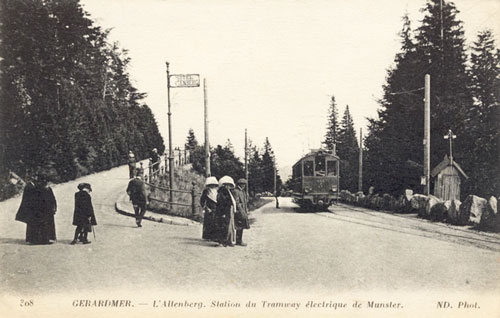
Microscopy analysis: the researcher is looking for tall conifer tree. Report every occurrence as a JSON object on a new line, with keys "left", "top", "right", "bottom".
{"left": 465, "top": 30, "right": 500, "bottom": 196}
{"left": 324, "top": 95, "right": 339, "bottom": 151}
{"left": 337, "top": 105, "right": 358, "bottom": 192}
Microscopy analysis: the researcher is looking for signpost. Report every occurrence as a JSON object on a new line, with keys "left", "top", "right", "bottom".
{"left": 165, "top": 62, "right": 200, "bottom": 206}
{"left": 170, "top": 74, "right": 200, "bottom": 88}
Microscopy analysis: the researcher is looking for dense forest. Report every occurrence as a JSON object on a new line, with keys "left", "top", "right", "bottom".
{"left": 364, "top": 0, "right": 499, "bottom": 198}
{"left": 0, "top": 0, "right": 165, "bottom": 199}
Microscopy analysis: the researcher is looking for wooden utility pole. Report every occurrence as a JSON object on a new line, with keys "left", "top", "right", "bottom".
{"left": 273, "top": 164, "right": 277, "bottom": 196}
{"left": 424, "top": 74, "right": 431, "bottom": 195}
{"left": 204, "top": 78, "right": 210, "bottom": 177}
{"left": 358, "top": 128, "right": 363, "bottom": 193}
{"left": 244, "top": 129, "right": 248, "bottom": 196}
{"left": 166, "top": 62, "right": 174, "bottom": 204}
{"left": 274, "top": 164, "right": 279, "bottom": 208}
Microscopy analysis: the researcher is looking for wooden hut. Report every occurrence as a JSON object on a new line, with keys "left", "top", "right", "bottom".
{"left": 431, "top": 155, "right": 468, "bottom": 201}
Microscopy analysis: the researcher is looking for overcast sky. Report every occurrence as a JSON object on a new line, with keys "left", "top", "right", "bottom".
{"left": 80, "top": 0, "right": 500, "bottom": 176}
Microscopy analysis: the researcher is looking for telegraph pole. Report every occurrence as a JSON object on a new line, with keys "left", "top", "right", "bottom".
{"left": 244, "top": 129, "right": 248, "bottom": 196}
{"left": 273, "top": 164, "right": 276, "bottom": 196}
{"left": 166, "top": 62, "right": 174, "bottom": 204}
{"left": 424, "top": 74, "right": 431, "bottom": 195}
{"left": 204, "top": 78, "right": 210, "bottom": 177}
{"left": 274, "top": 163, "right": 279, "bottom": 208}
{"left": 358, "top": 128, "right": 363, "bottom": 193}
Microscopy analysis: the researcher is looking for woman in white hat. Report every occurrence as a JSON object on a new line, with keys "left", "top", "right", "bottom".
{"left": 215, "top": 176, "right": 237, "bottom": 246}
{"left": 200, "top": 176, "right": 218, "bottom": 241}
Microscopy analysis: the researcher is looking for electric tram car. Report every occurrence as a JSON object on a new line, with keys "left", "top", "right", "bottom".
{"left": 291, "top": 149, "right": 340, "bottom": 210}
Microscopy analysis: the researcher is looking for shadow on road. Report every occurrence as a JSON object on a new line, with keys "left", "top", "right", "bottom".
{"left": 260, "top": 206, "right": 296, "bottom": 214}
{"left": 0, "top": 238, "right": 27, "bottom": 245}
{"left": 0, "top": 238, "right": 77, "bottom": 245}
{"left": 171, "top": 237, "right": 221, "bottom": 247}
{"left": 102, "top": 223, "right": 137, "bottom": 229}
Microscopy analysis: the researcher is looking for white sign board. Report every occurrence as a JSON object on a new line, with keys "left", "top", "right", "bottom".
{"left": 169, "top": 74, "right": 200, "bottom": 88}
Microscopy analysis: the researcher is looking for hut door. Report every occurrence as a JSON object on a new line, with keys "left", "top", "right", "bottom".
{"left": 442, "top": 175, "right": 460, "bottom": 201}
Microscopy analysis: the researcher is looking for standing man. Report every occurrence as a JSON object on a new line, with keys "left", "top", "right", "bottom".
{"left": 150, "top": 148, "right": 160, "bottom": 176}
{"left": 233, "top": 178, "right": 250, "bottom": 246}
{"left": 126, "top": 170, "right": 148, "bottom": 227}
{"left": 128, "top": 150, "right": 136, "bottom": 179}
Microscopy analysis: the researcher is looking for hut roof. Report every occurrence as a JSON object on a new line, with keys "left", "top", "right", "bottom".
{"left": 431, "top": 155, "right": 469, "bottom": 179}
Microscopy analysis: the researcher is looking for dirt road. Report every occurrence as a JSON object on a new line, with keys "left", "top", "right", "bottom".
{"left": 1, "top": 165, "right": 499, "bottom": 299}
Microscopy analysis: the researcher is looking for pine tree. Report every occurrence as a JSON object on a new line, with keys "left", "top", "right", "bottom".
{"left": 415, "top": 0, "right": 472, "bottom": 168}
{"left": 261, "top": 137, "right": 278, "bottom": 193}
{"left": 465, "top": 30, "right": 500, "bottom": 196}
{"left": 363, "top": 13, "right": 424, "bottom": 194}
{"left": 337, "top": 105, "right": 358, "bottom": 192}
{"left": 185, "top": 128, "right": 198, "bottom": 151}
{"left": 324, "top": 95, "right": 339, "bottom": 151}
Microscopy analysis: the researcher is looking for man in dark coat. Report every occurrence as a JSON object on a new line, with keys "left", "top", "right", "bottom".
{"left": 126, "top": 172, "right": 148, "bottom": 227}
{"left": 233, "top": 178, "right": 250, "bottom": 246}
{"left": 71, "top": 183, "right": 97, "bottom": 245}
{"left": 15, "top": 174, "right": 57, "bottom": 245}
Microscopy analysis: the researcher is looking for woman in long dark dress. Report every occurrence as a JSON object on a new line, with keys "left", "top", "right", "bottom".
{"left": 15, "top": 174, "right": 57, "bottom": 244}
{"left": 71, "top": 183, "right": 97, "bottom": 244}
{"left": 200, "top": 176, "right": 218, "bottom": 240}
{"left": 215, "top": 176, "right": 237, "bottom": 247}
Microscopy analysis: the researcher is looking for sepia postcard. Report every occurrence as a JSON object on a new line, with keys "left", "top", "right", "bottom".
{"left": 1, "top": 0, "right": 499, "bottom": 317}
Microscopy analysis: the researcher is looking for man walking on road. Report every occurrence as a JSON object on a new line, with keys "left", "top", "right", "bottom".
{"left": 126, "top": 170, "right": 148, "bottom": 227}
{"left": 233, "top": 178, "right": 250, "bottom": 246}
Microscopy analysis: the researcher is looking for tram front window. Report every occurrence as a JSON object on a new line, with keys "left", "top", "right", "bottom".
{"left": 304, "top": 161, "right": 314, "bottom": 176}
{"left": 327, "top": 160, "right": 337, "bottom": 176}
{"left": 315, "top": 156, "right": 326, "bottom": 176}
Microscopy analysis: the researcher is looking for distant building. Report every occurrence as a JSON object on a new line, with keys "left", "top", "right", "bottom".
{"left": 431, "top": 155, "right": 468, "bottom": 201}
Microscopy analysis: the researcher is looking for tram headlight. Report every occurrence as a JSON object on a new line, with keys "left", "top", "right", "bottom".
{"left": 330, "top": 186, "right": 337, "bottom": 192}
{"left": 304, "top": 188, "right": 311, "bottom": 194}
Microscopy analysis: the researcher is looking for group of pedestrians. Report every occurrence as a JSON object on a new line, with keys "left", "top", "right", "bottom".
{"left": 128, "top": 148, "right": 161, "bottom": 180}
{"left": 200, "top": 176, "right": 250, "bottom": 247}
{"left": 15, "top": 174, "right": 97, "bottom": 245}
{"left": 13, "top": 163, "right": 250, "bottom": 248}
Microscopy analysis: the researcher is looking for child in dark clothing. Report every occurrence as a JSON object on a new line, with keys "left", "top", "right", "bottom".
{"left": 71, "top": 183, "right": 97, "bottom": 245}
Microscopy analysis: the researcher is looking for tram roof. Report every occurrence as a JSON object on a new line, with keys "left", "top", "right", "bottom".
{"left": 293, "top": 149, "right": 340, "bottom": 167}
